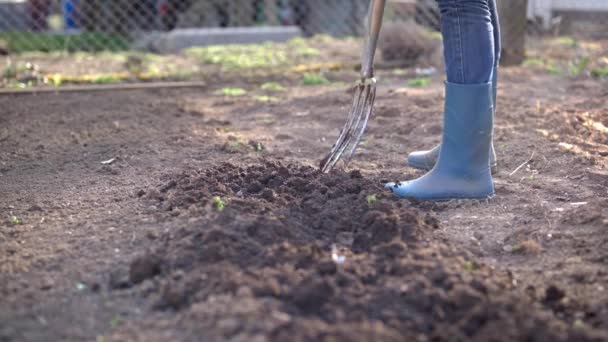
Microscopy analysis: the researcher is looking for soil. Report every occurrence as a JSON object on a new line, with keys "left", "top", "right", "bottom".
{"left": 0, "top": 65, "right": 607, "bottom": 341}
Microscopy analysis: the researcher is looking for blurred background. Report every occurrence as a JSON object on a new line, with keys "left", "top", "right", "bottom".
{"left": 0, "top": 0, "right": 607, "bottom": 88}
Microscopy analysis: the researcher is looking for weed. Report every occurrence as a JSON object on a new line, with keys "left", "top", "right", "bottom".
{"left": 91, "top": 74, "right": 121, "bottom": 84}
{"left": 0, "top": 32, "right": 129, "bottom": 53}
{"left": 407, "top": 77, "right": 431, "bottom": 87}
{"left": 545, "top": 64, "right": 562, "bottom": 76}
{"left": 523, "top": 57, "right": 545, "bottom": 68}
{"left": 568, "top": 57, "right": 590, "bottom": 77}
{"left": 592, "top": 66, "right": 608, "bottom": 78}
{"left": 212, "top": 196, "right": 226, "bottom": 211}
{"left": 366, "top": 194, "right": 378, "bottom": 205}
{"left": 187, "top": 43, "right": 288, "bottom": 69}
{"left": 255, "top": 95, "right": 279, "bottom": 103}
{"left": 552, "top": 36, "right": 578, "bottom": 48}
{"left": 110, "top": 316, "right": 122, "bottom": 328}
{"left": 9, "top": 216, "right": 23, "bottom": 225}
{"left": 302, "top": 73, "right": 330, "bottom": 86}
{"left": 260, "top": 82, "right": 285, "bottom": 92}
{"left": 216, "top": 87, "right": 247, "bottom": 97}
{"left": 296, "top": 47, "right": 321, "bottom": 58}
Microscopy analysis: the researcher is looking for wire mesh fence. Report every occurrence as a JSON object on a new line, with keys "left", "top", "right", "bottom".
{"left": 1, "top": 1, "right": 607, "bottom": 53}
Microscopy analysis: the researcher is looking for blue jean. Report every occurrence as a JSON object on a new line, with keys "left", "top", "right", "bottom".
{"left": 436, "top": 0, "right": 501, "bottom": 84}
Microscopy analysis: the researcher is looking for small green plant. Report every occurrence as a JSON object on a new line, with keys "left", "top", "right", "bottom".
{"left": 568, "top": 57, "right": 590, "bottom": 77}
{"left": 91, "top": 74, "right": 121, "bottom": 84}
{"left": 523, "top": 57, "right": 545, "bottom": 68}
{"left": 407, "top": 77, "right": 431, "bottom": 87}
{"left": 545, "top": 63, "right": 561, "bottom": 75}
{"left": 302, "top": 73, "right": 330, "bottom": 86}
{"left": 186, "top": 43, "right": 288, "bottom": 69}
{"left": 464, "top": 261, "right": 474, "bottom": 273}
{"left": 592, "top": 66, "right": 608, "bottom": 78}
{"left": 212, "top": 196, "right": 226, "bottom": 211}
{"left": 296, "top": 46, "right": 321, "bottom": 58}
{"left": 0, "top": 32, "right": 129, "bottom": 53}
{"left": 110, "top": 316, "right": 122, "bottom": 329}
{"left": 261, "top": 82, "right": 285, "bottom": 92}
{"left": 9, "top": 216, "right": 23, "bottom": 225}
{"left": 552, "top": 36, "right": 578, "bottom": 48}
{"left": 255, "top": 95, "right": 279, "bottom": 103}
{"left": 366, "top": 194, "right": 378, "bottom": 205}
{"left": 216, "top": 87, "right": 247, "bottom": 97}
{"left": 51, "top": 73, "right": 63, "bottom": 86}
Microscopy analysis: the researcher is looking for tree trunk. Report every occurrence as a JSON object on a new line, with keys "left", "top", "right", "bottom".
{"left": 497, "top": 0, "right": 528, "bottom": 66}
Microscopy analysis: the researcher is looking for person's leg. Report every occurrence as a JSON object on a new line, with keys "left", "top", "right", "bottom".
{"left": 386, "top": 0, "right": 495, "bottom": 200}
{"left": 407, "top": 0, "right": 501, "bottom": 172}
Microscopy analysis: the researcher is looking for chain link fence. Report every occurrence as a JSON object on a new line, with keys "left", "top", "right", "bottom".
{"left": 1, "top": 1, "right": 607, "bottom": 53}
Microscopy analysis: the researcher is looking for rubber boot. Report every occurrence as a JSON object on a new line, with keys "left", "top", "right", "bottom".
{"left": 386, "top": 82, "right": 494, "bottom": 201}
{"left": 408, "top": 69, "right": 498, "bottom": 173}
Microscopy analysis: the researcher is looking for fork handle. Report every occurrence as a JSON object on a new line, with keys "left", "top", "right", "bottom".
{"left": 361, "top": 0, "right": 386, "bottom": 79}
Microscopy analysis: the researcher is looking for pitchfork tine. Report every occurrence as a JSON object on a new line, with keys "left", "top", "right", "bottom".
{"left": 320, "top": 0, "right": 385, "bottom": 173}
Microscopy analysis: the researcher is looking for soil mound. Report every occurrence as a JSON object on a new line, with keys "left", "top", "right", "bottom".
{"left": 129, "top": 161, "right": 605, "bottom": 341}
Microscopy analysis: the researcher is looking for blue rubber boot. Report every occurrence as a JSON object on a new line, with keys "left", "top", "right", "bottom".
{"left": 386, "top": 82, "right": 494, "bottom": 201}
{"left": 408, "top": 69, "right": 498, "bottom": 173}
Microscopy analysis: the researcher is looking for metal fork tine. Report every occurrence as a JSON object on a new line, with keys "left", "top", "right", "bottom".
{"left": 332, "top": 85, "right": 371, "bottom": 162}
{"left": 346, "top": 84, "right": 376, "bottom": 161}
{"left": 321, "top": 83, "right": 373, "bottom": 172}
{"left": 327, "top": 83, "right": 363, "bottom": 157}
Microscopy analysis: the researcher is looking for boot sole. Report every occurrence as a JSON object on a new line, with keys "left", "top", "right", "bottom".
{"left": 400, "top": 193, "right": 495, "bottom": 202}
{"left": 408, "top": 160, "right": 499, "bottom": 175}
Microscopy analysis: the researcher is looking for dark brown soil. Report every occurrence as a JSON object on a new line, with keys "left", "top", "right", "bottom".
{"left": 1, "top": 65, "right": 607, "bottom": 341}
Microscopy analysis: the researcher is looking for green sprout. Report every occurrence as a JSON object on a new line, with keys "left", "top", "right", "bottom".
{"left": 110, "top": 315, "right": 122, "bottom": 328}
{"left": 366, "top": 194, "right": 378, "bottom": 205}
{"left": 216, "top": 87, "right": 247, "bottom": 97}
{"left": 296, "top": 46, "right": 321, "bottom": 58}
{"left": 255, "top": 95, "right": 279, "bottom": 103}
{"left": 592, "top": 66, "right": 608, "bottom": 78}
{"left": 9, "top": 216, "right": 23, "bottom": 225}
{"left": 407, "top": 77, "right": 431, "bottom": 87}
{"left": 545, "top": 64, "right": 562, "bottom": 76}
{"left": 523, "top": 57, "right": 545, "bottom": 68}
{"left": 302, "top": 73, "right": 330, "bottom": 86}
{"left": 261, "top": 82, "right": 285, "bottom": 92}
{"left": 568, "top": 57, "right": 590, "bottom": 77}
{"left": 212, "top": 196, "right": 226, "bottom": 211}
{"left": 91, "top": 74, "right": 121, "bottom": 84}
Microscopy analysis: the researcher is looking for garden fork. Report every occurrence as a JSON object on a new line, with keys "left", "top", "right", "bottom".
{"left": 320, "top": 0, "right": 386, "bottom": 173}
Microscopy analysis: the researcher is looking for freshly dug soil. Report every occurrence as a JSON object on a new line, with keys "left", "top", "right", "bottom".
{"left": 125, "top": 161, "right": 604, "bottom": 341}
{"left": 1, "top": 65, "right": 607, "bottom": 341}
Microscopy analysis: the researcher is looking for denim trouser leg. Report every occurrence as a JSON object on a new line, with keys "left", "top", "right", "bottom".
{"left": 436, "top": 0, "right": 495, "bottom": 84}
{"left": 489, "top": 0, "right": 501, "bottom": 67}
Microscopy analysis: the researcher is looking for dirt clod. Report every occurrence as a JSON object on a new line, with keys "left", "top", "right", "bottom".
{"left": 129, "top": 254, "right": 162, "bottom": 284}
